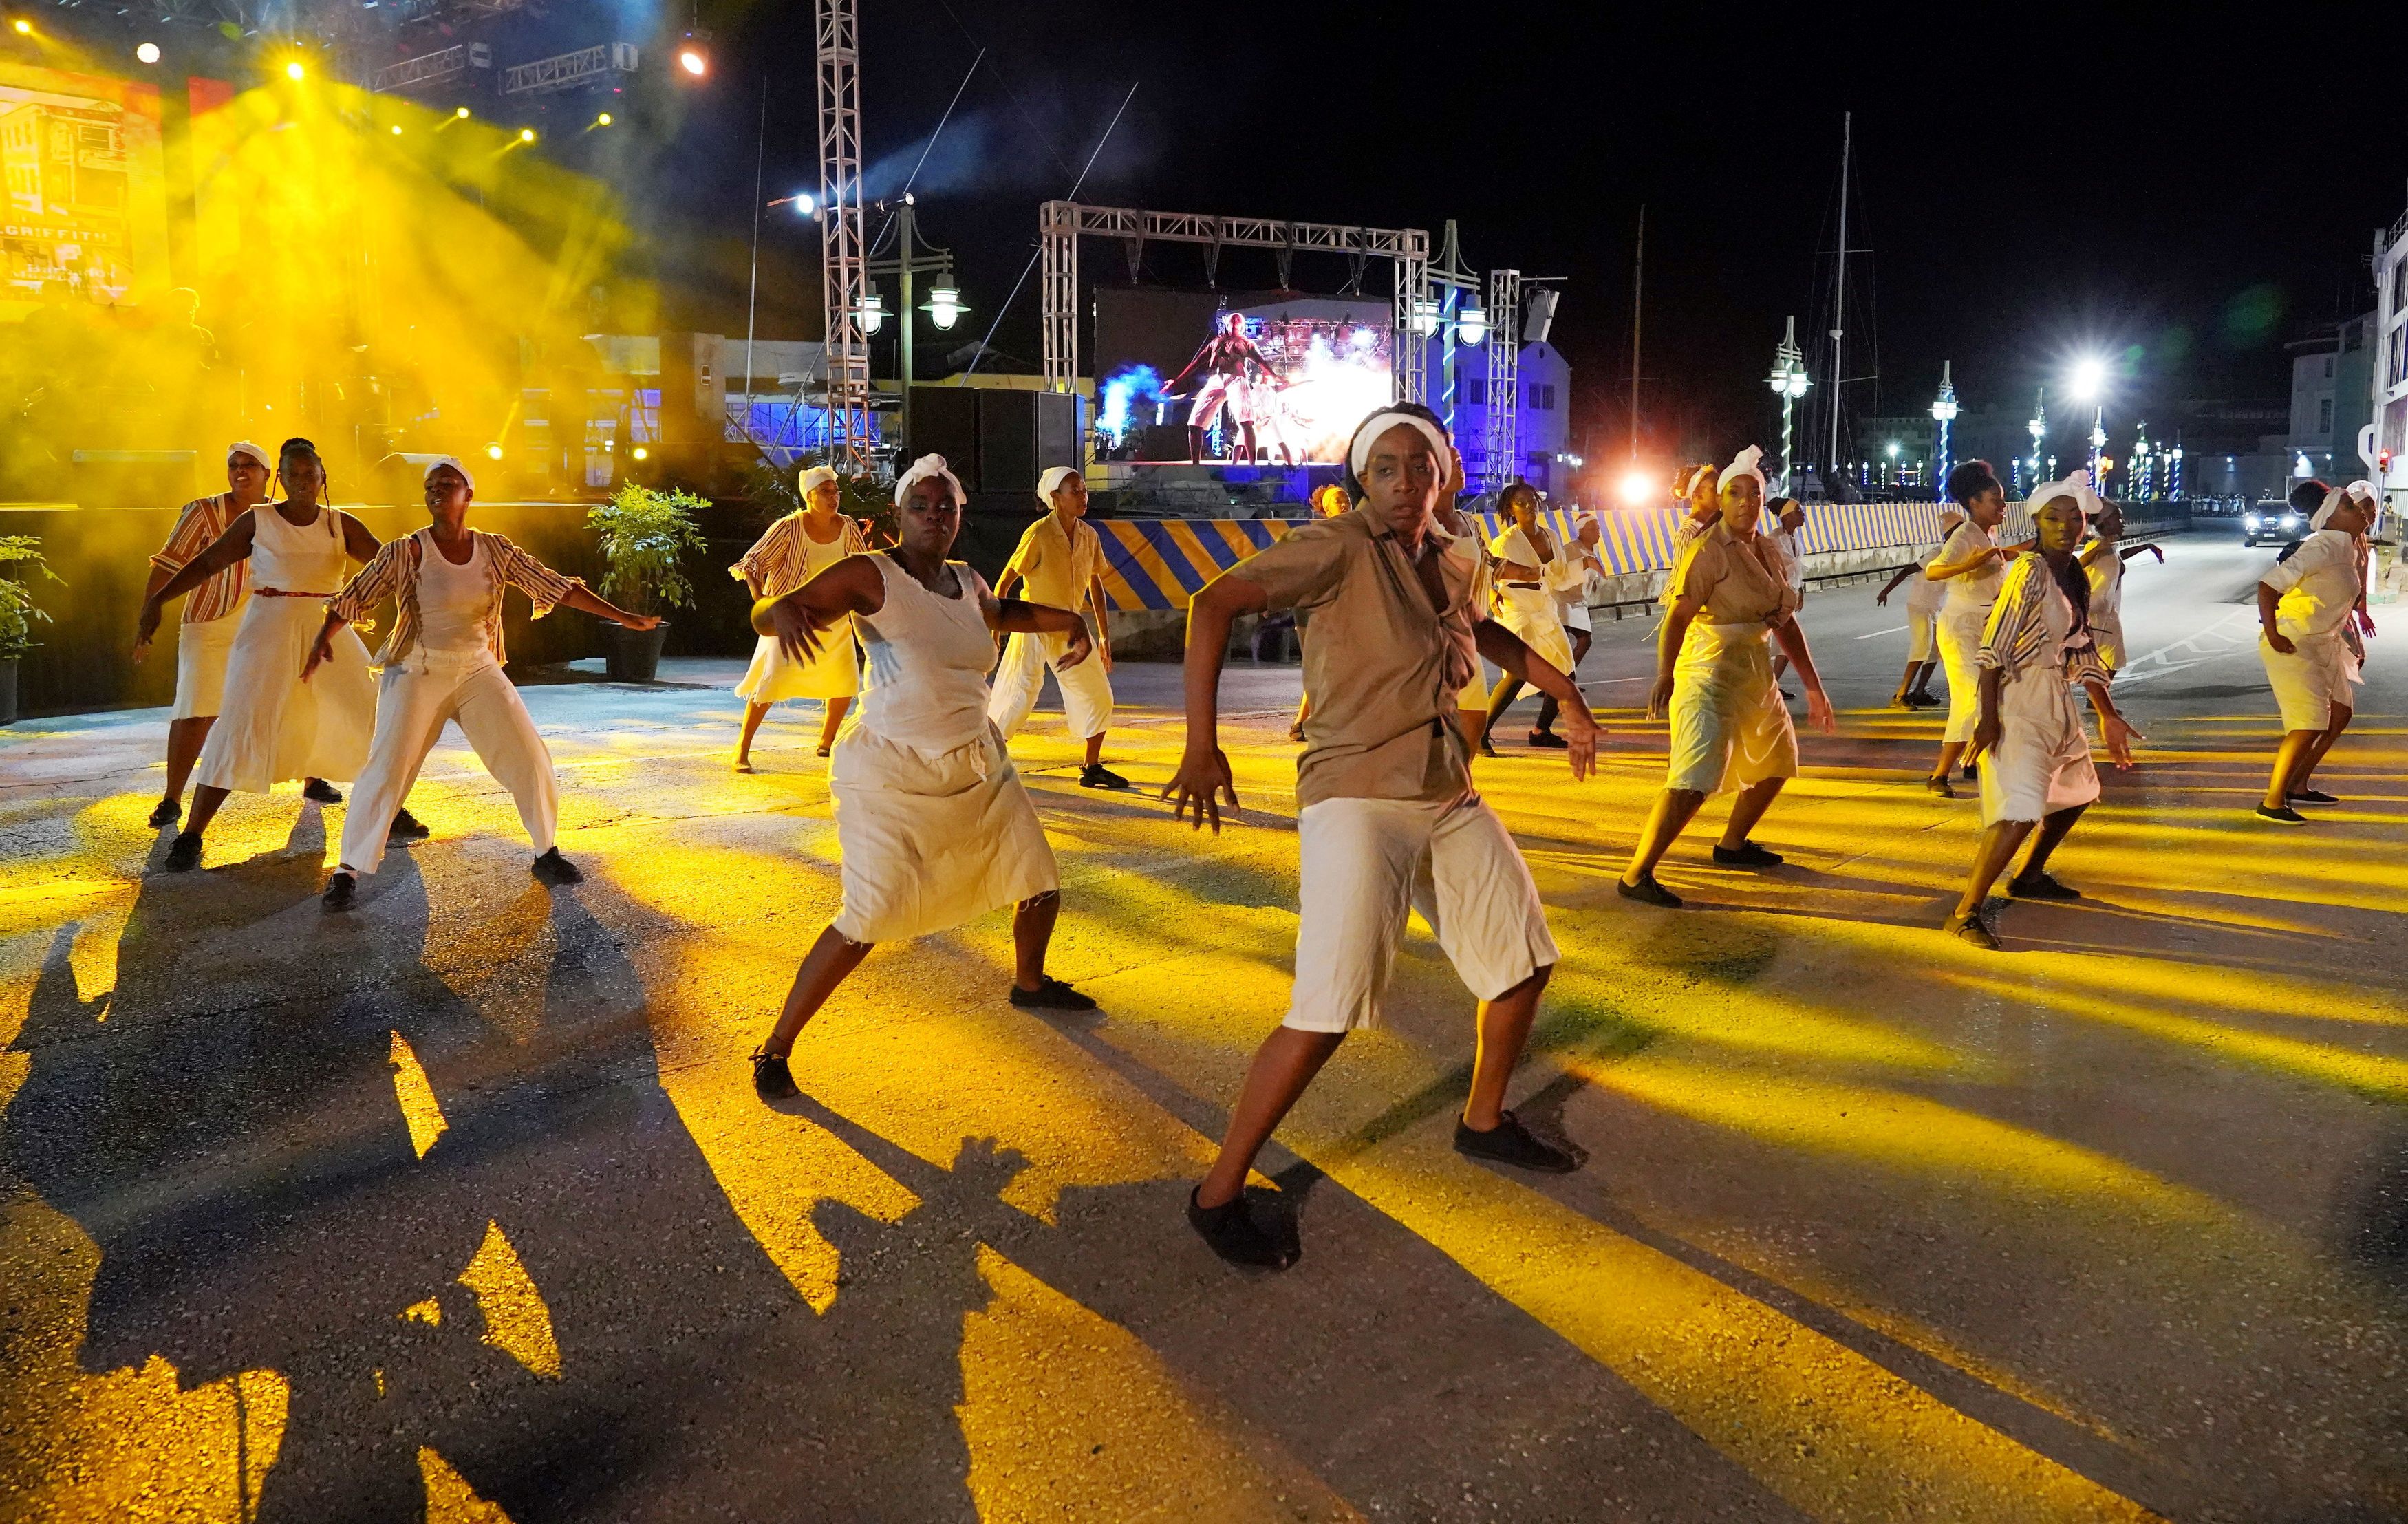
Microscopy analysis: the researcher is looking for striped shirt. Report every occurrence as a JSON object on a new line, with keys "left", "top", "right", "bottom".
{"left": 1978, "top": 552, "right": 2107, "bottom": 687}
{"left": 149, "top": 494, "right": 250, "bottom": 624}
{"left": 731, "top": 512, "right": 870, "bottom": 600}
{"left": 327, "top": 529, "right": 583, "bottom": 667}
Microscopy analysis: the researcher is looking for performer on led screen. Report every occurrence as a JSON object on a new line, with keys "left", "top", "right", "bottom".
{"left": 1166, "top": 312, "right": 1284, "bottom": 464}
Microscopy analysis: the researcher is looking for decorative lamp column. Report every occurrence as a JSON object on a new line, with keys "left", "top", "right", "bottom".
{"left": 1765, "top": 316, "right": 1811, "bottom": 494}
{"left": 1929, "top": 361, "right": 1959, "bottom": 495}
{"left": 2025, "top": 388, "right": 2047, "bottom": 495}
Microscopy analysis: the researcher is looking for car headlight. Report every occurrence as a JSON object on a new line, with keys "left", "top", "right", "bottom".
{"left": 2283, "top": 514, "right": 2300, "bottom": 528}
{"left": 2244, "top": 514, "right": 2259, "bottom": 528}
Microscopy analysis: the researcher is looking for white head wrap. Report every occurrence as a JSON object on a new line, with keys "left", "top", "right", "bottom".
{"left": 226, "top": 440, "right": 270, "bottom": 472}
{"left": 797, "top": 464, "right": 837, "bottom": 498}
{"left": 2028, "top": 470, "right": 2098, "bottom": 522}
{"left": 424, "top": 454, "right": 475, "bottom": 495}
{"left": 1345, "top": 409, "right": 1452, "bottom": 484}
{"left": 1717, "top": 445, "right": 1766, "bottom": 496}
{"left": 1036, "top": 465, "right": 1081, "bottom": 504}
{"left": 2312, "top": 480, "right": 2375, "bottom": 530}
{"left": 893, "top": 453, "right": 965, "bottom": 508}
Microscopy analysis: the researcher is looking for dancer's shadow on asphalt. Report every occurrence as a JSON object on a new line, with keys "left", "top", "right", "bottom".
{"left": 4, "top": 860, "right": 1002, "bottom": 1523}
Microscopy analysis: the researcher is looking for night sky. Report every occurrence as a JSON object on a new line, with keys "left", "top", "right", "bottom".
{"left": 645, "top": 0, "right": 2402, "bottom": 466}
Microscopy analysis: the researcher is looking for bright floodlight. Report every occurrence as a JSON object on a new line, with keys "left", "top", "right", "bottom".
{"left": 792, "top": 193, "right": 817, "bottom": 216}
{"left": 677, "top": 45, "right": 707, "bottom": 76}
{"left": 517, "top": 127, "right": 535, "bottom": 142}
{"left": 1886, "top": 441, "right": 1900, "bottom": 459}
{"left": 2068, "top": 356, "right": 2107, "bottom": 403}
{"left": 389, "top": 124, "right": 402, "bottom": 135}
{"left": 923, "top": 286, "right": 965, "bottom": 332}
{"left": 1454, "top": 301, "right": 1488, "bottom": 347}
{"left": 455, "top": 106, "right": 471, "bottom": 119}
{"left": 485, "top": 442, "right": 504, "bottom": 460}
{"left": 1615, "top": 469, "right": 1656, "bottom": 508}
{"left": 596, "top": 112, "right": 612, "bottom": 127}
{"left": 631, "top": 445, "right": 649, "bottom": 461}
{"left": 10, "top": 18, "right": 32, "bottom": 34}
{"left": 857, "top": 292, "right": 885, "bottom": 336}
{"left": 284, "top": 60, "right": 306, "bottom": 80}
{"left": 136, "top": 41, "right": 162, "bottom": 63}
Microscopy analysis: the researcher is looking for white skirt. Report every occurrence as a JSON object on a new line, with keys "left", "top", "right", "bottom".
{"left": 1666, "top": 621, "right": 1796, "bottom": 796}
{"left": 2261, "top": 631, "right": 2357, "bottom": 731}
{"left": 171, "top": 613, "right": 240, "bottom": 720}
{"left": 828, "top": 721, "right": 1059, "bottom": 945}
{"left": 1494, "top": 583, "right": 1573, "bottom": 676}
{"left": 735, "top": 625, "right": 860, "bottom": 704}
{"left": 1980, "top": 667, "right": 2098, "bottom": 825}
{"left": 1906, "top": 605, "right": 1939, "bottom": 664}
{"left": 192, "top": 596, "right": 375, "bottom": 793}
{"left": 1936, "top": 606, "right": 1989, "bottom": 744}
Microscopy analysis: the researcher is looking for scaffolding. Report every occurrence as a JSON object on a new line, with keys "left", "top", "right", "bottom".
{"left": 1483, "top": 267, "right": 1521, "bottom": 493}
{"left": 501, "top": 43, "right": 636, "bottom": 96}
{"left": 1036, "top": 202, "right": 1430, "bottom": 405}
{"left": 369, "top": 44, "right": 466, "bottom": 94}
{"left": 815, "top": 0, "right": 872, "bottom": 471}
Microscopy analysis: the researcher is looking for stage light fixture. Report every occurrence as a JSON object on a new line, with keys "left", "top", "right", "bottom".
{"left": 136, "top": 41, "right": 162, "bottom": 63}
{"left": 595, "top": 112, "right": 612, "bottom": 126}
{"left": 485, "top": 443, "right": 504, "bottom": 460}
{"left": 10, "top": 17, "right": 32, "bottom": 34}
{"left": 921, "top": 287, "right": 966, "bottom": 332}
{"left": 631, "top": 445, "right": 649, "bottom": 461}
{"left": 676, "top": 35, "right": 708, "bottom": 77}
{"left": 390, "top": 124, "right": 402, "bottom": 135}
{"left": 518, "top": 127, "right": 535, "bottom": 142}
{"left": 2068, "top": 356, "right": 2107, "bottom": 403}
{"left": 792, "top": 193, "right": 816, "bottom": 217}
{"left": 1615, "top": 469, "right": 1655, "bottom": 508}
{"left": 284, "top": 60, "right": 305, "bottom": 81}
{"left": 455, "top": 106, "right": 471, "bottom": 119}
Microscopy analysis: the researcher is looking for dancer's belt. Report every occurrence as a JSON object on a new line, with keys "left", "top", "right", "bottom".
{"left": 1502, "top": 579, "right": 1544, "bottom": 590}
{"left": 254, "top": 588, "right": 336, "bottom": 598}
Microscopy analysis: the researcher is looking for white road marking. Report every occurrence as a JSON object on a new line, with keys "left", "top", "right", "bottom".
{"left": 1854, "top": 625, "right": 1908, "bottom": 640}
{"left": 2111, "top": 608, "right": 2257, "bottom": 687}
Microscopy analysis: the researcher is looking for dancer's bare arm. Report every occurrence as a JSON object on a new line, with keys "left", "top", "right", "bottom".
{"left": 1770, "top": 617, "right": 1837, "bottom": 733}
{"left": 1163, "top": 574, "right": 1260, "bottom": 832}
{"left": 138, "top": 513, "right": 256, "bottom": 646}
{"left": 763, "top": 555, "right": 885, "bottom": 662}
{"left": 981, "top": 586, "right": 1092, "bottom": 669}
{"left": 1473, "top": 620, "right": 1599, "bottom": 780}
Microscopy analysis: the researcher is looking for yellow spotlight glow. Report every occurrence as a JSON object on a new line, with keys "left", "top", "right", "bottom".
{"left": 136, "top": 41, "right": 162, "bottom": 63}
{"left": 517, "top": 128, "right": 535, "bottom": 143}
{"left": 389, "top": 124, "right": 402, "bottom": 136}
{"left": 596, "top": 112, "right": 612, "bottom": 127}
{"left": 1616, "top": 469, "right": 1657, "bottom": 508}
{"left": 455, "top": 106, "right": 471, "bottom": 118}
{"left": 630, "top": 446, "right": 649, "bottom": 462}
{"left": 484, "top": 442, "right": 504, "bottom": 460}
{"left": 677, "top": 46, "right": 707, "bottom": 76}
{"left": 11, "top": 17, "right": 32, "bottom": 34}
{"left": 283, "top": 60, "right": 305, "bottom": 81}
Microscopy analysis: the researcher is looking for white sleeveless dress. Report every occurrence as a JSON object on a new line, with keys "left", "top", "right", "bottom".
{"left": 827, "top": 555, "right": 1058, "bottom": 944}
{"left": 733, "top": 512, "right": 868, "bottom": 703}
{"left": 192, "top": 504, "right": 377, "bottom": 793}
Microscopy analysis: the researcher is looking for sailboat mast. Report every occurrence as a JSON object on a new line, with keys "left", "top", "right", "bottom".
{"left": 1630, "top": 204, "right": 1645, "bottom": 460}
{"left": 1825, "top": 111, "right": 1851, "bottom": 486}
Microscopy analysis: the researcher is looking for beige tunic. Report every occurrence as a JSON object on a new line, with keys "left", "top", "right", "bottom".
{"left": 1664, "top": 526, "right": 1801, "bottom": 795}
{"left": 1487, "top": 523, "right": 1573, "bottom": 676}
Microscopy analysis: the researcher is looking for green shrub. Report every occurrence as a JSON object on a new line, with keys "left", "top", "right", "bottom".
{"left": 0, "top": 537, "right": 61, "bottom": 662}
{"left": 585, "top": 484, "right": 709, "bottom": 616}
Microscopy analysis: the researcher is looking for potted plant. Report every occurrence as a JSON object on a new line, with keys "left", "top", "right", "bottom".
{"left": 0, "top": 536, "right": 61, "bottom": 725}
{"left": 585, "top": 483, "right": 708, "bottom": 681}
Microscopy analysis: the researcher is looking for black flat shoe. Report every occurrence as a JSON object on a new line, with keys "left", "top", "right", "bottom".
{"left": 751, "top": 1047, "right": 799, "bottom": 1101}
{"left": 1079, "top": 762, "right": 1131, "bottom": 791}
{"left": 1712, "top": 840, "right": 1785, "bottom": 868}
{"left": 1946, "top": 910, "right": 2000, "bottom": 949}
{"left": 1009, "top": 977, "right": 1097, "bottom": 1011}
{"left": 321, "top": 872, "right": 357, "bottom": 913}
{"left": 1478, "top": 733, "right": 1498, "bottom": 758}
{"left": 1454, "top": 1110, "right": 1579, "bottom": 1173}
{"left": 2255, "top": 804, "right": 2307, "bottom": 824}
{"left": 1186, "top": 1188, "right": 1295, "bottom": 1270}
{"left": 1526, "top": 730, "right": 1569, "bottom": 749}
{"left": 1616, "top": 872, "right": 1681, "bottom": 908}
{"left": 2288, "top": 788, "right": 2339, "bottom": 805}
{"left": 1960, "top": 762, "right": 1979, "bottom": 782}
{"left": 2008, "top": 870, "right": 2080, "bottom": 901}
{"left": 163, "top": 832, "right": 202, "bottom": 872}
{"left": 387, "top": 808, "right": 430, "bottom": 842}
{"left": 530, "top": 848, "right": 584, "bottom": 885}
{"left": 302, "top": 777, "right": 342, "bottom": 804}
{"left": 1924, "top": 775, "right": 1957, "bottom": 799}
{"left": 147, "top": 797, "right": 181, "bottom": 828}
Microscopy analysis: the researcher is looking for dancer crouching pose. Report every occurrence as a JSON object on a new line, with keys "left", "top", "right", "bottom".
{"left": 731, "top": 464, "right": 872, "bottom": 769}
{"left": 1946, "top": 480, "right": 2138, "bottom": 947}
{"left": 1166, "top": 405, "right": 1600, "bottom": 1269}
{"left": 749, "top": 454, "right": 1099, "bottom": 1102}
{"left": 132, "top": 440, "right": 271, "bottom": 826}
{"left": 1924, "top": 460, "right": 2028, "bottom": 797}
{"left": 1617, "top": 447, "right": 1834, "bottom": 909}
{"left": 311, "top": 459, "right": 657, "bottom": 911}
{"left": 1479, "top": 480, "right": 1578, "bottom": 751}
{"left": 989, "top": 466, "right": 1129, "bottom": 789}
{"left": 2255, "top": 481, "right": 2375, "bottom": 822}
{"left": 136, "top": 437, "right": 380, "bottom": 872}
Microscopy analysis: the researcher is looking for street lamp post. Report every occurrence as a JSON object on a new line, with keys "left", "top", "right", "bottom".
{"left": 2025, "top": 388, "right": 2046, "bottom": 497}
{"left": 1765, "top": 316, "right": 1811, "bottom": 495}
{"left": 866, "top": 195, "right": 962, "bottom": 453}
{"left": 2087, "top": 407, "right": 2106, "bottom": 489}
{"left": 1929, "top": 361, "right": 1958, "bottom": 494}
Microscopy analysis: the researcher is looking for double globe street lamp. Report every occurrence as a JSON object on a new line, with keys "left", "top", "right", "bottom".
{"left": 1765, "top": 316, "right": 1811, "bottom": 495}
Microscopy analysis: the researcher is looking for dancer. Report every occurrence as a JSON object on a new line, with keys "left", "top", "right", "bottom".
{"left": 1168, "top": 312, "right": 1282, "bottom": 464}
{"left": 1164, "top": 405, "right": 1600, "bottom": 1269}
{"left": 747, "top": 454, "right": 1101, "bottom": 1103}
{"left": 311, "top": 459, "right": 658, "bottom": 910}
{"left": 1660, "top": 464, "right": 1723, "bottom": 608}
{"left": 136, "top": 438, "right": 380, "bottom": 872}
{"left": 1617, "top": 446, "right": 1836, "bottom": 908}
{"left": 989, "top": 466, "right": 1128, "bottom": 789}
{"left": 1873, "top": 498, "right": 1966, "bottom": 708}
{"left": 131, "top": 440, "right": 270, "bottom": 826}
{"left": 731, "top": 464, "right": 870, "bottom": 770}
{"left": 1765, "top": 495, "right": 1807, "bottom": 694}
{"left": 1480, "top": 482, "right": 1578, "bottom": 751}
{"left": 1922, "top": 460, "right": 2028, "bottom": 797}
{"left": 2255, "top": 481, "right": 2376, "bottom": 822}
{"left": 1534, "top": 511, "right": 1605, "bottom": 745}
{"left": 1944, "top": 481, "right": 2138, "bottom": 947}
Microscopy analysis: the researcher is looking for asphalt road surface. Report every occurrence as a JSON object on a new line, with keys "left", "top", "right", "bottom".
{"left": 1, "top": 530, "right": 2402, "bottom": 1522}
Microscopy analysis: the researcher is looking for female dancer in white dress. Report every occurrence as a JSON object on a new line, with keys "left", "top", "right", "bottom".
{"left": 1873, "top": 501, "right": 1966, "bottom": 708}
{"left": 1945, "top": 483, "right": 2138, "bottom": 947}
{"left": 1479, "top": 482, "right": 1577, "bottom": 750}
{"left": 731, "top": 464, "right": 871, "bottom": 769}
{"left": 136, "top": 438, "right": 380, "bottom": 872}
{"left": 1532, "top": 511, "right": 1605, "bottom": 746}
{"left": 2255, "top": 482, "right": 2376, "bottom": 822}
{"left": 746, "top": 455, "right": 1102, "bottom": 1102}
{"left": 1617, "top": 447, "right": 1836, "bottom": 908}
{"left": 1922, "top": 460, "right": 2030, "bottom": 797}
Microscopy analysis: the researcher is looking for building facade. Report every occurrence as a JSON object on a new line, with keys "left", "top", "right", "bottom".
{"left": 2374, "top": 213, "right": 2408, "bottom": 513}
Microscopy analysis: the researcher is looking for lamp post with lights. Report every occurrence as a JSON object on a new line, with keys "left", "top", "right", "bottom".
{"left": 2024, "top": 389, "right": 2046, "bottom": 496}
{"left": 1765, "top": 316, "right": 1811, "bottom": 495}
{"left": 1929, "top": 361, "right": 1958, "bottom": 493}
{"left": 2068, "top": 357, "right": 2108, "bottom": 487}
{"left": 865, "top": 195, "right": 965, "bottom": 452}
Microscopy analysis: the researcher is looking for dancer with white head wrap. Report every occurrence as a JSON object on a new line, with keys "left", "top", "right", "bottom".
{"left": 730, "top": 462, "right": 872, "bottom": 769}
{"left": 138, "top": 437, "right": 384, "bottom": 872}
{"left": 1921, "top": 459, "right": 2032, "bottom": 797}
{"left": 746, "top": 454, "right": 1103, "bottom": 1103}
{"left": 131, "top": 440, "right": 274, "bottom": 826}
{"left": 1165, "top": 404, "right": 1600, "bottom": 1269}
{"left": 1617, "top": 444, "right": 1836, "bottom": 907}
{"left": 311, "top": 458, "right": 658, "bottom": 911}
{"left": 1944, "top": 482, "right": 2139, "bottom": 948}
{"left": 989, "top": 464, "right": 1128, "bottom": 789}
{"left": 2254, "top": 480, "right": 2377, "bottom": 822}
{"left": 1479, "top": 480, "right": 1579, "bottom": 751}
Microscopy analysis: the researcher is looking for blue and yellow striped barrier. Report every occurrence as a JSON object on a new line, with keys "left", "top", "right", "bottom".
{"left": 1096, "top": 502, "right": 1995, "bottom": 612}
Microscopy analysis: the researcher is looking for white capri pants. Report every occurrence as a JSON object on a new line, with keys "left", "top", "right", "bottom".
{"left": 988, "top": 627, "right": 1114, "bottom": 740}
{"left": 1285, "top": 793, "right": 1559, "bottom": 1033}
{"left": 170, "top": 614, "right": 239, "bottom": 720}
{"left": 339, "top": 654, "right": 558, "bottom": 875}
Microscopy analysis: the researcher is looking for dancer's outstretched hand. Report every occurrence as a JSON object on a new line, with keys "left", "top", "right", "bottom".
{"left": 1560, "top": 707, "right": 1601, "bottom": 782}
{"left": 1805, "top": 685, "right": 1836, "bottom": 735}
{"left": 1055, "top": 623, "right": 1094, "bottom": 670}
{"left": 618, "top": 613, "right": 662, "bottom": 632}
{"left": 765, "top": 595, "right": 826, "bottom": 664}
{"left": 2103, "top": 711, "right": 2143, "bottom": 769}
{"left": 1162, "top": 745, "right": 1238, "bottom": 833}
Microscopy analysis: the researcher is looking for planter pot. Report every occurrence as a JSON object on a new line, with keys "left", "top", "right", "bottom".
{"left": 604, "top": 621, "right": 669, "bottom": 683}
{"left": 0, "top": 658, "right": 15, "bottom": 725}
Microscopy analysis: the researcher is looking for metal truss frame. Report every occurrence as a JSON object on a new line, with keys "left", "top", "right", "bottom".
{"left": 370, "top": 43, "right": 465, "bottom": 93}
{"left": 1483, "top": 268, "right": 1520, "bottom": 492}
{"left": 500, "top": 43, "right": 627, "bottom": 96}
{"left": 815, "top": 0, "right": 872, "bottom": 471}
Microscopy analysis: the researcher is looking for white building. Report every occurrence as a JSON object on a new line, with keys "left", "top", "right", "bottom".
{"left": 2371, "top": 213, "right": 2408, "bottom": 513}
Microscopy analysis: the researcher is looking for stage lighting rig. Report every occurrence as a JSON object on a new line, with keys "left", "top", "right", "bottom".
{"left": 674, "top": 32, "right": 707, "bottom": 78}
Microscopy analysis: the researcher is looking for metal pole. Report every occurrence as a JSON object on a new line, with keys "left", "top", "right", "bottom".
{"left": 743, "top": 76, "right": 765, "bottom": 449}
{"left": 1826, "top": 111, "right": 1850, "bottom": 483}
{"left": 1628, "top": 204, "right": 1643, "bottom": 460}
{"left": 898, "top": 200, "right": 914, "bottom": 451}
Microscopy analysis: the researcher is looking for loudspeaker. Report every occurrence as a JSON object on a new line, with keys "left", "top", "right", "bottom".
{"left": 906, "top": 387, "right": 981, "bottom": 491}
{"left": 976, "top": 389, "right": 1080, "bottom": 495}
{"left": 1523, "top": 288, "right": 1558, "bottom": 345}
{"left": 655, "top": 332, "right": 727, "bottom": 475}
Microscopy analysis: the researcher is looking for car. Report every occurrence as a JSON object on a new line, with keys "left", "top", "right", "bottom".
{"left": 2242, "top": 505, "right": 2305, "bottom": 547}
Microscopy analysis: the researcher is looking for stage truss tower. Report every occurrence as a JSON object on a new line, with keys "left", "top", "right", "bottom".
{"left": 816, "top": 0, "right": 872, "bottom": 471}
{"left": 1484, "top": 268, "right": 1521, "bottom": 493}
{"left": 1038, "top": 202, "right": 1430, "bottom": 408}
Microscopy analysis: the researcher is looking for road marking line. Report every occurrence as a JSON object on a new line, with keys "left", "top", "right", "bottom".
{"left": 1855, "top": 625, "right": 1908, "bottom": 639}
